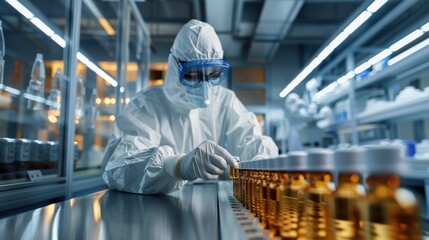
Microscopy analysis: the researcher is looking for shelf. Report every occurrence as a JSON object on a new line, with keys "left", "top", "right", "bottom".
{"left": 358, "top": 94, "right": 429, "bottom": 124}
{"left": 356, "top": 44, "right": 429, "bottom": 90}
{"left": 400, "top": 159, "right": 429, "bottom": 180}
{"left": 322, "top": 120, "right": 352, "bottom": 132}
{"left": 318, "top": 44, "right": 429, "bottom": 106}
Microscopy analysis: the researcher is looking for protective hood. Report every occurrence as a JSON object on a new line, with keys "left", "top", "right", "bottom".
{"left": 163, "top": 19, "right": 224, "bottom": 110}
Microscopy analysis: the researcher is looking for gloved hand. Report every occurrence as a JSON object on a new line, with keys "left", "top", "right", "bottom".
{"left": 178, "top": 140, "right": 238, "bottom": 180}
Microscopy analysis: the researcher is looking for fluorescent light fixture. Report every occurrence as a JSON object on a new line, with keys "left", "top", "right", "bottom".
{"left": 4, "top": 86, "right": 21, "bottom": 95}
{"left": 354, "top": 61, "right": 371, "bottom": 74}
{"left": 421, "top": 22, "right": 429, "bottom": 32}
{"left": 0, "top": 84, "right": 20, "bottom": 95}
{"left": 77, "top": 52, "right": 118, "bottom": 87}
{"left": 317, "top": 46, "right": 335, "bottom": 62}
{"left": 343, "top": 11, "right": 372, "bottom": 35}
{"left": 7, "top": 1, "right": 67, "bottom": 49}
{"left": 346, "top": 71, "right": 355, "bottom": 79}
{"left": 5, "top": 0, "right": 34, "bottom": 19}
{"left": 30, "top": 17, "right": 55, "bottom": 36}
{"left": 83, "top": 0, "right": 116, "bottom": 36}
{"left": 367, "top": 0, "right": 388, "bottom": 13}
{"left": 337, "top": 75, "right": 349, "bottom": 85}
{"left": 98, "top": 18, "right": 115, "bottom": 36}
{"left": 279, "top": 0, "right": 387, "bottom": 97}
{"left": 328, "top": 32, "right": 349, "bottom": 50}
{"left": 23, "top": 93, "right": 45, "bottom": 103}
{"left": 388, "top": 38, "right": 429, "bottom": 66}
{"left": 389, "top": 29, "right": 424, "bottom": 52}
{"left": 51, "top": 34, "right": 66, "bottom": 48}
{"left": 315, "top": 82, "right": 337, "bottom": 100}
{"left": 367, "top": 49, "right": 392, "bottom": 65}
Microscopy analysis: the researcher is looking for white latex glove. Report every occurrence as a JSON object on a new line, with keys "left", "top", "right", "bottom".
{"left": 178, "top": 140, "right": 238, "bottom": 180}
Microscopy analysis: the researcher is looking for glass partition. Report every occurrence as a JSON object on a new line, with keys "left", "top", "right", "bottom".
{"left": 0, "top": 0, "right": 67, "bottom": 184}
{"left": 73, "top": 0, "right": 118, "bottom": 175}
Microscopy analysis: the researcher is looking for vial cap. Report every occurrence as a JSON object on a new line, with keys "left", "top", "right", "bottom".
{"left": 255, "top": 159, "right": 262, "bottom": 170}
{"left": 262, "top": 159, "right": 269, "bottom": 170}
{"left": 334, "top": 147, "right": 365, "bottom": 172}
{"left": 286, "top": 151, "right": 308, "bottom": 171}
{"left": 306, "top": 148, "right": 334, "bottom": 171}
{"left": 275, "top": 154, "right": 287, "bottom": 170}
{"left": 364, "top": 145, "right": 402, "bottom": 173}
{"left": 268, "top": 158, "right": 276, "bottom": 171}
{"left": 416, "top": 139, "right": 429, "bottom": 154}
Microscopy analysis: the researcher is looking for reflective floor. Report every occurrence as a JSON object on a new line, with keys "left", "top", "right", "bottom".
{"left": 0, "top": 182, "right": 219, "bottom": 240}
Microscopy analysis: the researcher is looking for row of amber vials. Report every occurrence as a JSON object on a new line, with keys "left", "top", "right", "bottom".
{"left": 231, "top": 146, "right": 422, "bottom": 239}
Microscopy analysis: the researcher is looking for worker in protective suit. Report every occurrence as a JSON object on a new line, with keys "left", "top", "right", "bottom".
{"left": 101, "top": 19, "right": 278, "bottom": 194}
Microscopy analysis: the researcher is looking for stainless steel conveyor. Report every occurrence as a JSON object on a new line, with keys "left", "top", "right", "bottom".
{"left": 0, "top": 181, "right": 259, "bottom": 240}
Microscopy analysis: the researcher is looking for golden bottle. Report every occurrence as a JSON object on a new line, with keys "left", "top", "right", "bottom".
{"left": 260, "top": 161, "right": 270, "bottom": 229}
{"left": 360, "top": 145, "right": 422, "bottom": 240}
{"left": 230, "top": 161, "right": 240, "bottom": 198}
{"left": 279, "top": 151, "right": 308, "bottom": 240}
{"left": 267, "top": 159, "right": 282, "bottom": 237}
{"left": 304, "top": 148, "right": 334, "bottom": 240}
{"left": 240, "top": 169, "right": 248, "bottom": 204}
{"left": 279, "top": 172, "right": 308, "bottom": 239}
{"left": 245, "top": 169, "right": 252, "bottom": 209}
{"left": 328, "top": 147, "right": 366, "bottom": 240}
{"left": 250, "top": 169, "right": 259, "bottom": 216}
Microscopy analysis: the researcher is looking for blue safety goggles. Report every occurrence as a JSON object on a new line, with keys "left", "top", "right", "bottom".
{"left": 172, "top": 54, "right": 230, "bottom": 88}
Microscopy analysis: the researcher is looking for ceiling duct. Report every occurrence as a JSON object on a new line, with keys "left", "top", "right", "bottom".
{"left": 247, "top": 0, "right": 304, "bottom": 62}
{"left": 205, "top": 0, "right": 242, "bottom": 58}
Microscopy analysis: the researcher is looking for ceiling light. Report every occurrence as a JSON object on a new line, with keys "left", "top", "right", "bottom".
{"left": 279, "top": 0, "right": 387, "bottom": 97}
{"left": 337, "top": 75, "right": 349, "bottom": 85}
{"left": 77, "top": 52, "right": 118, "bottom": 87}
{"left": 367, "top": 49, "right": 392, "bottom": 65}
{"left": 30, "top": 17, "right": 54, "bottom": 36}
{"left": 51, "top": 34, "right": 66, "bottom": 48}
{"left": 343, "top": 11, "right": 372, "bottom": 35}
{"left": 98, "top": 18, "right": 115, "bottom": 36}
{"left": 367, "top": 0, "right": 388, "bottom": 13}
{"left": 5, "top": 0, "right": 34, "bottom": 19}
{"left": 328, "top": 32, "right": 349, "bottom": 50}
{"left": 83, "top": 0, "right": 116, "bottom": 35}
{"left": 388, "top": 38, "right": 429, "bottom": 66}
{"left": 23, "top": 92, "right": 45, "bottom": 103}
{"left": 389, "top": 29, "right": 424, "bottom": 52}
{"left": 354, "top": 61, "right": 371, "bottom": 74}
{"left": 346, "top": 71, "right": 355, "bottom": 79}
{"left": 421, "top": 22, "right": 429, "bottom": 32}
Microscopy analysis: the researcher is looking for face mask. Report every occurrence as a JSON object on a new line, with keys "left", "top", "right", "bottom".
{"left": 184, "top": 81, "right": 213, "bottom": 108}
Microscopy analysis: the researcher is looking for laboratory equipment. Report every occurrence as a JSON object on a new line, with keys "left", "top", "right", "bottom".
{"left": 29, "top": 140, "right": 46, "bottom": 168}
{"left": 26, "top": 54, "right": 45, "bottom": 110}
{"left": 15, "top": 139, "right": 31, "bottom": 163}
{"left": 0, "top": 138, "right": 16, "bottom": 164}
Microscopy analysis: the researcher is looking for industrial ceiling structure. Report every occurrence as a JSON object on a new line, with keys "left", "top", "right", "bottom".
{"left": 139, "top": 0, "right": 362, "bottom": 63}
